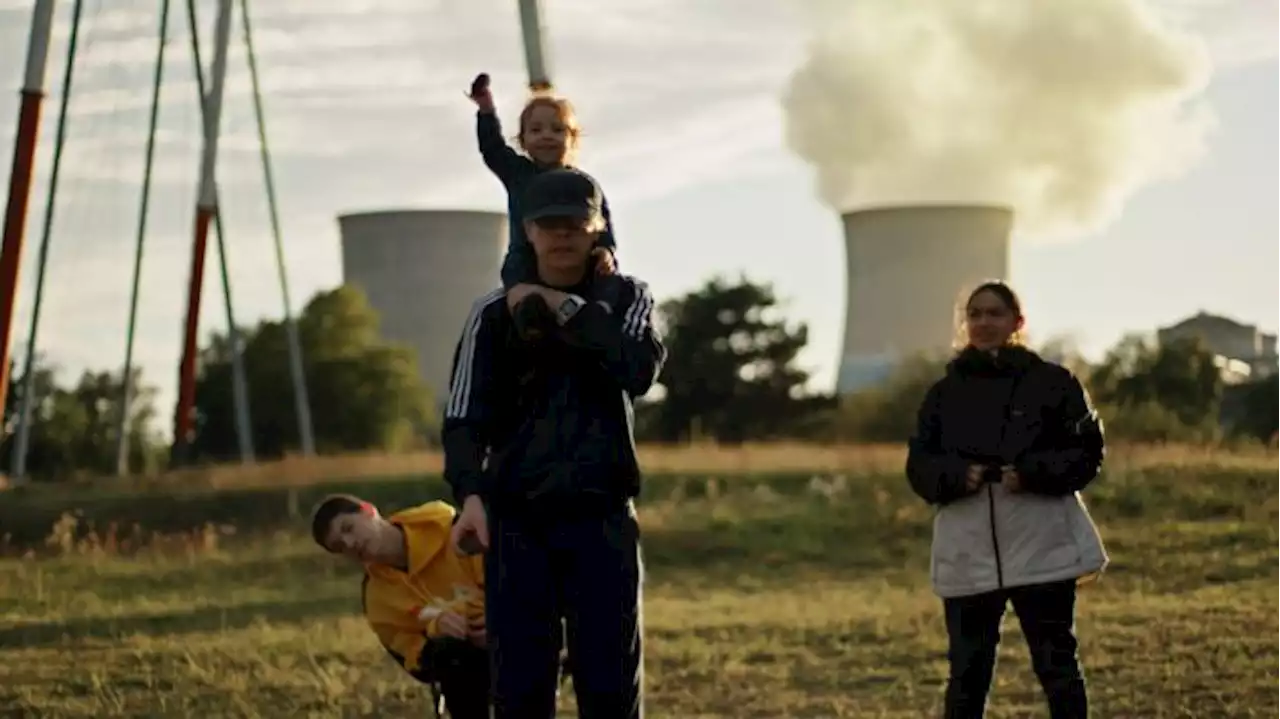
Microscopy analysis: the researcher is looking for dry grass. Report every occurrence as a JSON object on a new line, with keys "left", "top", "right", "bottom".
{"left": 0, "top": 447, "right": 1275, "bottom": 717}
{"left": 29, "top": 441, "right": 1277, "bottom": 494}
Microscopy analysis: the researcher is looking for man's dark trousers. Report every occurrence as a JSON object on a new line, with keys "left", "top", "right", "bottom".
{"left": 485, "top": 501, "right": 644, "bottom": 718}
{"left": 943, "top": 579, "right": 1088, "bottom": 719}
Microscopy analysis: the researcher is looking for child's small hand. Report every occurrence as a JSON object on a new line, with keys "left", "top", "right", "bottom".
{"left": 591, "top": 247, "right": 616, "bottom": 276}
{"left": 467, "top": 72, "right": 494, "bottom": 111}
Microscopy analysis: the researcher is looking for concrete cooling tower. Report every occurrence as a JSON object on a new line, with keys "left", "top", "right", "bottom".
{"left": 338, "top": 210, "right": 506, "bottom": 408}
{"left": 837, "top": 205, "right": 1013, "bottom": 394}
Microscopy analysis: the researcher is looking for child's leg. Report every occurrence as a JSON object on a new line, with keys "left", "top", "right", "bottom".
{"left": 598, "top": 195, "right": 619, "bottom": 258}
{"left": 500, "top": 241, "right": 540, "bottom": 289}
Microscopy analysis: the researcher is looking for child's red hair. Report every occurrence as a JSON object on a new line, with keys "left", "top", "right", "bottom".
{"left": 517, "top": 93, "right": 582, "bottom": 150}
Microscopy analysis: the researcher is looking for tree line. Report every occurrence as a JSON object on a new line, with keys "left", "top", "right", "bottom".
{"left": 1, "top": 277, "right": 1274, "bottom": 481}
{"left": 639, "top": 276, "right": 1277, "bottom": 447}
{"left": 0, "top": 286, "right": 434, "bottom": 481}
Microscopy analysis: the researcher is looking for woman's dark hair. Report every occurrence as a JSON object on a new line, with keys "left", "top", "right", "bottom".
{"left": 310, "top": 494, "right": 367, "bottom": 551}
{"left": 966, "top": 280, "right": 1023, "bottom": 317}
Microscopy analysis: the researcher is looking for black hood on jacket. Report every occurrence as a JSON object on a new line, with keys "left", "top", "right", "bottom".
{"left": 948, "top": 344, "right": 1043, "bottom": 378}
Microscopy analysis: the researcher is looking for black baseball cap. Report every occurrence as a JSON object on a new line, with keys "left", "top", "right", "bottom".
{"left": 522, "top": 168, "right": 605, "bottom": 227}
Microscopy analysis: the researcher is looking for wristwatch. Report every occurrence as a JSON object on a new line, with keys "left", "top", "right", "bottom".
{"left": 554, "top": 294, "right": 587, "bottom": 325}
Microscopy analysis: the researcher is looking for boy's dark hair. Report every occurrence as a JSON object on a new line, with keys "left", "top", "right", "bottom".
{"left": 310, "top": 494, "right": 367, "bottom": 551}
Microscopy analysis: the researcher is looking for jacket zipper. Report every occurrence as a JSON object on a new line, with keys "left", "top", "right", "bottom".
{"left": 986, "top": 482, "right": 1004, "bottom": 589}
{"left": 987, "top": 371, "right": 1025, "bottom": 591}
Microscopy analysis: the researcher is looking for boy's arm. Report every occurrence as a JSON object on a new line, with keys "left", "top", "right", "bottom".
{"left": 442, "top": 293, "right": 503, "bottom": 505}
{"left": 363, "top": 577, "right": 438, "bottom": 685}
{"left": 369, "top": 619, "right": 438, "bottom": 685}
{"left": 465, "top": 556, "right": 487, "bottom": 627}
{"left": 476, "top": 109, "right": 532, "bottom": 186}
{"left": 465, "top": 553, "right": 486, "bottom": 592}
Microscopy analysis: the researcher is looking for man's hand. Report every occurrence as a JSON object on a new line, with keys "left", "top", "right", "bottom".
{"left": 1001, "top": 465, "right": 1022, "bottom": 493}
{"left": 468, "top": 72, "right": 495, "bottom": 112}
{"left": 508, "top": 284, "right": 555, "bottom": 341}
{"left": 451, "top": 495, "right": 489, "bottom": 555}
{"left": 437, "top": 611, "right": 469, "bottom": 640}
{"left": 537, "top": 288, "right": 571, "bottom": 317}
{"left": 506, "top": 284, "right": 569, "bottom": 312}
{"left": 592, "top": 247, "right": 617, "bottom": 276}
{"left": 507, "top": 284, "right": 573, "bottom": 323}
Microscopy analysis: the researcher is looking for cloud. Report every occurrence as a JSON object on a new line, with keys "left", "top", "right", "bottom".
{"left": 0, "top": 0, "right": 1269, "bottom": 435}
{"left": 1151, "top": 0, "right": 1279, "bottom": 67}
{"left": 781, "top": 0, "right": 1218, "bottom": 241}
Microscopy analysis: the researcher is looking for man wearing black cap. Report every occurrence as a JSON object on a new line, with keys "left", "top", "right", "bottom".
{"left": 441, "top": 167, "right": 665, "bottom": 718}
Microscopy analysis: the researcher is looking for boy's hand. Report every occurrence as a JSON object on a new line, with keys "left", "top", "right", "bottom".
{"left": 467, "top": 616, "right": 487, "bottom": 647}
{"left": 437, "top": 612, "right": 468, "bottom": 640}
{"left": 468, "top": 72, "right": 495, "bottom": 112}
{"left": 591, "top": 247, "right": 617, "bottom": 276}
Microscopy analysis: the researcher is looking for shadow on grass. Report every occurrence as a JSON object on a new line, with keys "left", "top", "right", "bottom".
{"left": 0, "top": 593, "right": 355, "bottom": 648}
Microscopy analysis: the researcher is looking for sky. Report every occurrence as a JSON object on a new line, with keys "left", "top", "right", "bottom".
{"left": 0, "top": 0, "right": 1275, "bottom": 428}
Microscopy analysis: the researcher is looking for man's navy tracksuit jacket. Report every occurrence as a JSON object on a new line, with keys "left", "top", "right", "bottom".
{"left": 441, "top": 272, "right": 665, "bottom": 717}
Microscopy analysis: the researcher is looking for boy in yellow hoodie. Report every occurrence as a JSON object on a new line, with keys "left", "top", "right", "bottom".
{"left": 311, "top": 494, "right": 489, "bottom": 718}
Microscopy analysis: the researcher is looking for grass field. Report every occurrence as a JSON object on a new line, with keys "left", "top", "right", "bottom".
{"left": 0, "top": 444, "right": 1276, "bottom": 717}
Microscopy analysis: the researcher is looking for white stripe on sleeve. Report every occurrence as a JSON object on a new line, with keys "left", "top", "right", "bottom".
{"left": 622, "top": 284, "right": 654, "bottom": 340}
{"left": 446, "top": 289, "right": 505, "bottom": 419}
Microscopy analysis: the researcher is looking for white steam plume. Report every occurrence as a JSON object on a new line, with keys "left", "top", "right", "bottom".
{"left": 782, "top": 0, "right": 1216, "bottom": 240}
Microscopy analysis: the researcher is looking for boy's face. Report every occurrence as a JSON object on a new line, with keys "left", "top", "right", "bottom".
{"left": 525, "top": 217, "right": 598, "bottom": 275}
{"left": 522, "top": 105, "right": 572, "bottom": 166}
{"left": 324, "top": 509, "right": 385, "bottom": 562}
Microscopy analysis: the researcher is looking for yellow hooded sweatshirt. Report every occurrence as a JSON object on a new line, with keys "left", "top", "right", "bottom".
{"left": 361, "top": 500, "right": 485, "bottom": 680}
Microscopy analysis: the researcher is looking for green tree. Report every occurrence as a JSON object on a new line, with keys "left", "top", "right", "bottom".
{"left": 1088, "top": 333, "right": 1224, "bottom": 442}
{"left": 1225, "top": 374, "right": 1278, "bottom": 443}
{"left": 1, "top": 358, "right": 163, "bottom": 480}
{"left": 192, "top": 285, "right": 435, "bottom": 460}
{"left": 826, "top": 353, "right": 949, "bottom": 442}
{"left": 648, "top": 276, "right": 817, "bottom": 443}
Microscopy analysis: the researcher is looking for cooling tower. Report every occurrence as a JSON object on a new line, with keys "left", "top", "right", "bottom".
{"left": 338, "top": 210, "right": 507, "bottom": 408}
{"left": 837, "top": 205, "right": 1013, "bottom": 394}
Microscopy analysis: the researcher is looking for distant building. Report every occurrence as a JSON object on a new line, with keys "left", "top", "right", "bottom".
{"left": 1156, "top": 311, "right": 1278, "bottom": 384}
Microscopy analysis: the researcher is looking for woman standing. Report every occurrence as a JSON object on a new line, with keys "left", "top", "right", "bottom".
{"left": 906, "top": 281, "right": 1108, "bottom": 719}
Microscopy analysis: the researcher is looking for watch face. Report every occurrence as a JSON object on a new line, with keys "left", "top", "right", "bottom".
{"left": 557, "top": 296, "right": 584, "bottom": 323}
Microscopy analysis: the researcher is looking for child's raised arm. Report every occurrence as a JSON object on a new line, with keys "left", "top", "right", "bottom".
{"left": 468, "top": 73, "right": 530, "bottom": 186}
